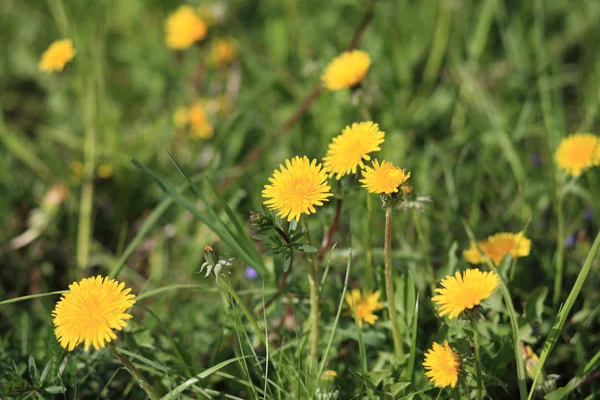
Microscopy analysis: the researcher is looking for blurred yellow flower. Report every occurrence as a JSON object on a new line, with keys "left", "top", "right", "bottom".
{"left": 39, "top": 39, "right": 76, "bottom": 72}
{"left": 165, "top": 5, "right": 207, "bottom": 50}
{"left": 463, "top": 232, "right": 531, "bottom": 266}
{"left": 323, "top": 121, "right": 385, "bottom": 179}
{"left": 432, "top": 269, "right": 499, "bottom": 319}
{"left": 360, "top": 160, "right": 410, "bottom": 194}
{"left": 210, "top": 38, "right": 237, "bottom": 65}
{"left": 188, "top": 101, "right": 213, "bottom": 139}
{"left": 423, "top": 340, "right": 461, "bottom": 388}
{"left": 323, "top": 370, "right": 338, "bottom": 379}
{"left": 97, "top": 164, "right": 113, "bottom": 179}
{"left": 522, "top": 344, "right": 540, "bottom": 380}
{"left": 554, "top": 133, "right": 600, "bottom": 177}
{"left": 173, "top": 107, "right": 189, "bottom": 128}
{"left": 52, "top": 276, "right": 136, "bottom": 351}
{"left": 322, "top": 50, "right": 371, "bottom": 91}
{"left": 345, "top": 289, "right": 384, "bottom": 327}
{"left": 262, "top": 156, "right": 332, "bottom": 222}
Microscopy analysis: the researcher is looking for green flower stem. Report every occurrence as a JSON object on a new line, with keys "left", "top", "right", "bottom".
{"left": 76, "top": 76, "right": 96, "bottom": 269}
{"left": 303, "top": 217, "right": 320, "bottom": 367}
{"left": 221, "top": 278, "right": 265, "bottom": 346}
{"left": 412, "top": 209, "right": 436, "bottom": 295}
{"left": 384, "top": 208, "right": 404, "bottom": 357}
{"left": 470, "top": 318, "right": 483, "bottom": 400}
{"left": 365, "top": 191, "right": 373, "bottom": 291}
{"left": 109, "top": 342, "right": 161, "bottom": 400}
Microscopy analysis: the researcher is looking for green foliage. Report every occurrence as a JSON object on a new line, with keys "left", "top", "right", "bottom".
{"left": 2, "top": 0, "right": 600, "bottom": 398}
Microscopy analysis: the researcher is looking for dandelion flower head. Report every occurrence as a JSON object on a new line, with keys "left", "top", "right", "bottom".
{"left": 423, "top": 340, "right": 461, "bottom": 388}
{"left": 188, "top": 101, "right": 213, "bottom": 139}
{"left": 165, "top": 5, "right": 207, "bottom": 50}
{"left": 360, "top": 160, "right": 410, "bottom": 194}
{"left": 345, "top": 289, "right": 384, "bottom": 327}
{"left": 262, "top": 156, "right": 332, "bottom": 222}
{"left": 39, "top": 39, "right": 76, "bottom": 72}
{"left": 432, "top": 269, "right": 499, "bottom": 319}
{"left": 463, "top": 232, "right": 531, "bottom": 266}
{"left": 554, "top": 133, "right": 600, "bottom": 177}
{"left": 323, "top": 121, "right": 385, "bottom": 179}
{"left": 211, "top": 38, "right": 237, "bottom": 65}
{"left": 322, "top": 50, "right": 371, "bottom": 91}
{"left": 52, "top": 276, "right": 136, "bottom": 351}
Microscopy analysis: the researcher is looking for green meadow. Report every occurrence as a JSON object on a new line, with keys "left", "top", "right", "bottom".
{"left": 2, "top": 0, "right": 600, "bottom": 398}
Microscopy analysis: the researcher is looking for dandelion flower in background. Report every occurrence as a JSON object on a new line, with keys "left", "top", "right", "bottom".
{"left": 39, "top": 39, "right": 76, "bottom": 72}
{"left": 463, "top": 232, "right": 531, "bottom": 266}
{"left": 97, "top": 164, "right": 113, "bottom": 179}
{"left": 322, "top": 50, "right": 371, "bottom": 91}
{"left": 52, "top": 276, "right": 136, "bottom": 351}
{"left": 345, "top": 289, "right": 384, "bottom": 327}
{"left": 323, "top": 121, "right": 385, "bottom": 179}
{"left": 173, "top": 107, "right": 189, "bottom": 128}
{"left": 423, "top": 340, "right": 461, "bottom": 388}
{"left": 165, "top": 5, "right": 207, "bottom": 50}
{"left": 210, "top": 38, "right": 237, "bottom": 66}
{"left": 360, "top": 160, "right": 410, "bottom": 194}
{"left": 432, "top": 269, "right": 499, "bottom": 319}
{"left": 554, "top": 133, "right": 600, "bottom": 177}
{"left": 262, "top": 156, "right": 332, "bottom": 222}
{"left": 188, "top": 101, "right": 213, "bottom": 139}
{"left": 323, "top": 370, "right": 338, "bottom": 379}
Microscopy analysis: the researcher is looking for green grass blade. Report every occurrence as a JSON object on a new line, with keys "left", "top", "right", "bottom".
{"left": 160, "top": 356, "right": 254, "bottom": 400}
{"left": 109, "top": 197, "right": 173, "bottom": 278}
{"left": 406, "top": 292, "right": 419, "bottom": 382}
{"left": 527, "top": 231, "right": 600, "bottom": 399}
{"left": 316, "top": 248, "right": 352, "bottom": 385}
{"left": 0, "top": 291, "right": 68, "bottom": 306}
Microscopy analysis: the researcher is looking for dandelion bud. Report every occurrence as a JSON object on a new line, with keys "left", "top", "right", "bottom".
{"left": 204, "top": 245, "right": 219, "bottom": 266}
{"left": 248, "top": 211, "right": 274, "bottom": 232}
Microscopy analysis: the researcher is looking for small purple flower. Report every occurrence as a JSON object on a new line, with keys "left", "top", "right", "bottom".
{"left": 531, "top": 153, "right": 542, "bottom": 167}
{"left": 245, "top": 266, "right": 258, "bottom": 280}
{"left": 565, "top": 235, "right": 576, "bottom": 248}
{"left": 585, "top": 209, "right": 594, "bottom": 221}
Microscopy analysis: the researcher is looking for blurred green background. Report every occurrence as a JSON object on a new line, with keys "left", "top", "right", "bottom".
{"left": 2, "top": 0, "right": 600, "bottom": 398}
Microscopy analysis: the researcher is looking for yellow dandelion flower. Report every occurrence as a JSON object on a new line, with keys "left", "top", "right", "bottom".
{"left": 323, "top": 121, "right": 385, "bottom": 179}
{"left": 423, "top": 340, "right": 461, "bottom": 388}
{"left": 322, "top": 50, "right": 371, "bottom": 91}
{"left": 554, "top": 133, "right": 600, "bottom": 177}
{"left": 323, "top": 370, "right": 338, "bottom": 379}
{"left": 432, "top": 269, "right": 500, "bottom": 319}
{"left": 262, "top": 156, "right": 332, "bottom": 222}
{"left": 165, "top": 5, "right": 207, "bottom": 50}
{"left": 173, "top": 107, "right": 189, "bottom": 128}
{"left": 360, "top": 160, "right": 410, "bottom": 194}
{"left": 39, "top": 39, "right": 76, "bottom": 72}
{"left": 463, "top": 232, "right": 531, "bottom": 266}
{"left": 97, "top": 164, "right": 113, "bottom": 179}
{"left": 188, "top": 101, "right": 213, "bottom": 139}
{"left": 210, "top": 38, "right": 237, "bottom": 65}
{"left": 345, "top": 289, "right": 384, "bottom": 327}
{"left": 52, "top": 276, "right": 136, "bottom": 351}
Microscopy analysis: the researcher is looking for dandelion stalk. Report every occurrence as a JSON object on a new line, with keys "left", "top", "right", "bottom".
{"left": 365, "top": 191, "right": 373, "bottom": 291}
{"left": 552, "top": 195, "right": 565, "bottom": 309}
{"left": 303, "top": 217, "right": 320, "bottom": 367}
{"left": 470, "top": 318, "right": 483, "bottom": 400}
{"left": 384, "top": 207, "right": 404, "bottom": 357}
{"left": 109, "top": 342, "right": 161, "bottom": 400}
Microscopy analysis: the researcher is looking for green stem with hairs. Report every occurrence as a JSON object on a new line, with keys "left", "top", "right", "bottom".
{"left": 303, "top": 217, "right": 320, "bottom": 367}
{"left": 384, "top": 208, "right": 403, "bottom": 357}
{"left": 553, "top": 196, "right": 565, "bottom": 309}
{"left": 109, "top": 342, "right": 161, "bottom": 400}
{"left": 365, "top": 192, "right": 373, "bottom": 291}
